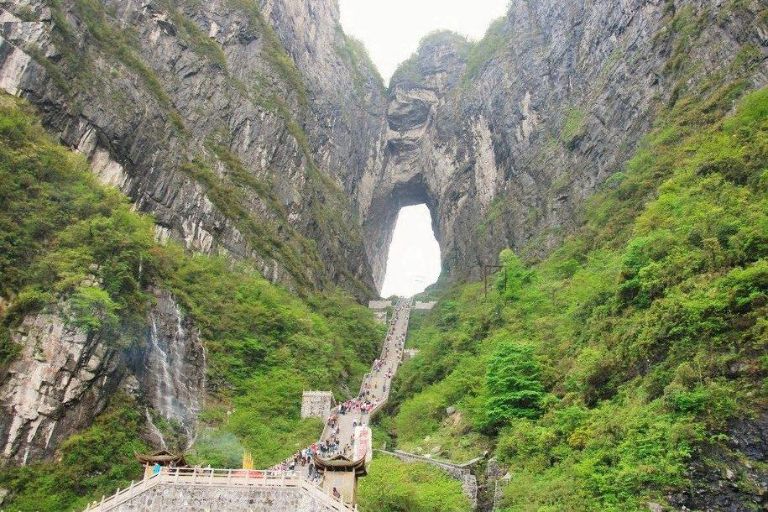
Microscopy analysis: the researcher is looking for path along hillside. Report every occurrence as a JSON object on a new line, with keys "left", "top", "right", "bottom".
{"left": 83, "top": 300, "right": 412, "bottom": 511}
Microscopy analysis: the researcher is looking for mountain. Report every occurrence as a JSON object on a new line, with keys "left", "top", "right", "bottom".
{"left": 360, "top": 0, "right": 767, "bottom": 288}
{"left": 0, "top": 1, "right": 387, "bottom": 505}
{"left": 0, "top": 0, "right": 766, "bottom": 510}
{"left": 0, "top": 0, "right": 385, "bottom": 295}
{"left": 389, "top": 83, "right": 768, "bottom": 511}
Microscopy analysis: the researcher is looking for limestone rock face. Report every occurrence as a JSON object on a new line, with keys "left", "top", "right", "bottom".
{"left": 0, "top": 309, "right": 120, "bottom": 464}
{"left": 0, "top": 290, "right": 207, "bottom": 465}
{"left": 359, "top": 0, "right": 768, "bottom": 288}
{"left": 0, "top": 0, "right": 385, "bottom": 296}
{"left": 126, "top": 289, "right": 206, "bottom": 451}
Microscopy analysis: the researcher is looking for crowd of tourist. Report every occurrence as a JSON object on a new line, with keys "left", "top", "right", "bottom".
{"left": 270, "top": 298, "right": 413, "bottom": 493}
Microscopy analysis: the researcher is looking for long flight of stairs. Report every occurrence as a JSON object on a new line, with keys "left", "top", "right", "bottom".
{"left": 84, "top": 300, "right": 413, "bottom": 512}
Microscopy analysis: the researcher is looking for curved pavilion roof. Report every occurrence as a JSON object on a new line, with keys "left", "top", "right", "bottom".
{"left": 313, "top": 454, "right": 367, "bottom": 476}
{"left": 135, "top": 450, "right": 186, "bottom": 466}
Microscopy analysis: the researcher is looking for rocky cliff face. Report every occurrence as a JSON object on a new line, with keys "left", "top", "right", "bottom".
{"left": 0, "top": 0, "right": 385, "bottom": 295}
{"left": 0, "top": 290, "right": 205, "bottom": 465}
{"left": 0, "top": 306, "right": 120, "bottom": 464}
{"left": 359, "top": 0, "right": 768, "bottom": 288}
{"left": 127, "top": 289, "right": 206, "bottom": 451}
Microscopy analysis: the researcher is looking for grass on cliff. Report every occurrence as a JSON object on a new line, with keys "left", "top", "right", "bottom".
{"left": 158, "top": 250, "right": 385, "bottom": 466}
{"left": 462, "top": 17, "right": 507, "bottom": 86}
{"left": 0, "top": 94, "right": 156, "bottom": 361}
{"left": 0, "top": 93, "right": 385, "bottom": 509}
{"left": 385, "top": 83, "right": 768, "bottom": 511}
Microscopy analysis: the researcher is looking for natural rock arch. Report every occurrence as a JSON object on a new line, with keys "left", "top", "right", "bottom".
{"left": 363, "top": 174, "right": 441, "bottom": 292}
{"left": 358, "top": 33, "right": 490, "bottom": 293}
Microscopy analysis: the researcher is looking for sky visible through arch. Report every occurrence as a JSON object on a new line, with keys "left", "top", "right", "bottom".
{"left": 339, "top": 0, "right": 508, "bottom": 297}
{"left": 380, "top": 205, "right": 441, "bottom": 298}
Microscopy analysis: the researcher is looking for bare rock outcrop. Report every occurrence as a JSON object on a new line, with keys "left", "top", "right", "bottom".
{"left": 359, "top": 0, "right": 768, "bottom": 288}
{"left": 0, "top": 289, "right": 207, "bottom": 465}
{"left": 127, "top": 289, "right": 206, "bottom": 451}
{"left": 0, "top": 308, "right": 120, "bottom": 464}
{"left": 0, "top": 0, "right": 385, "bottom": 296}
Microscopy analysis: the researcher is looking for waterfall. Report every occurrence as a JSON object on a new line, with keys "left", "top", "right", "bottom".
{"left": 148, "top": 317, "right": 175, "bottom": 419}
{"left": 141, "top": 291, "right": 205, "bottom": 451}
{"left": 145, "top": 408, "right": 168, "bottom": 450}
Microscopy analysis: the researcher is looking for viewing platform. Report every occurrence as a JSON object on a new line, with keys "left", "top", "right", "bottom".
{"left": 83, "top": 468, "right": 356, "bottom": 512}
{"left": 84, "top": 299, "right": 414, "bottom": 511}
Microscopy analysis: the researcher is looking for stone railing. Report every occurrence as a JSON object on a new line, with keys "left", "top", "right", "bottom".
{"left": 83, "top": 468, "right": 355, "bottom": 512}
{"left": 316, "top": 304, "right": 410, "bottom": 444}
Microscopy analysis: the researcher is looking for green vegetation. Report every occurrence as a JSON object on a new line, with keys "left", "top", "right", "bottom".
{"left": 0, "top": 94, "right": 154, "bottom": 362}
{"left": 560, "top": 107, "right": 587, "bottom": 149}
{"left": 387, "top": 83, "right": 768, "bottom": 510}
{"left": 357, "top": 454, "right": 472, "bottom": 512}
{"left": 0, "top": 394, "right": 149, "bottom": 512}
{"left": 462, "top": 17, "right": 507, "bottom": 87}
{"left": 158, "top": 0, "right": 228, "bottom": 70}
{"left": 479, "top": 340, "right": 545, "bottom": 433}
{"left": 30, "top": 0, "right": 185, "bottom": 128}
{"left": 336, "top": 31, "right": 385, "bottom": 94}
{"left": 0, "top": 93, "right": 384, "bottom": 508}
{"left": 158, "top": 251, "right": 385, "bottom": 466}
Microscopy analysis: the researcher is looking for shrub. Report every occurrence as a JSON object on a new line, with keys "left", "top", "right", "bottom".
{"left": 479, "top": 342, "right": 545, "bottom": 433}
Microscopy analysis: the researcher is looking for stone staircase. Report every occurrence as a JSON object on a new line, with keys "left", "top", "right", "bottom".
{"left": 272, "top": 299, "right": 411, "bottom": 469}
{"left": 84, "top": 300, "right": 414, "bottom": 511}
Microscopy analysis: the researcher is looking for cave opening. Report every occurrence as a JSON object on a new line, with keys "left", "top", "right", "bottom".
{"left": 379, "top": 204, "right": 441, "bottom": 298}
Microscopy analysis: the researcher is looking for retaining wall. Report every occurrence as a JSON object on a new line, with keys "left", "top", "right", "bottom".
{"left": 377, "top": 450, "right": 479, "bottom": 509}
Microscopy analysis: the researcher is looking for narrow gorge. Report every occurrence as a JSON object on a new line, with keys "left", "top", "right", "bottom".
{"left": 0, "top": 0, "right": 767, "bottom": 510}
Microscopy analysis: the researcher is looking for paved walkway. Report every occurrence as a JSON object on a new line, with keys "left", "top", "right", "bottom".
{"left": 271, "top": 299, "right": 412, "bottom": 471}
{"left": 85, "top": 303, "right": 414, "bottom": 512}
{"left": 319, "top": 299, "right": 411, "bottom": 457}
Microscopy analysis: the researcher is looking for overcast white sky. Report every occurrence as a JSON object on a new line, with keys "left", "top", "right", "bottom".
{"left": 339, "top": 0, "right": 509, "bottom": 84}
{"left": 339, "top": 1, "right": 508, "bottom": 297}
{"left": 380, "top": 205, "right": 442, "bottom": 298}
